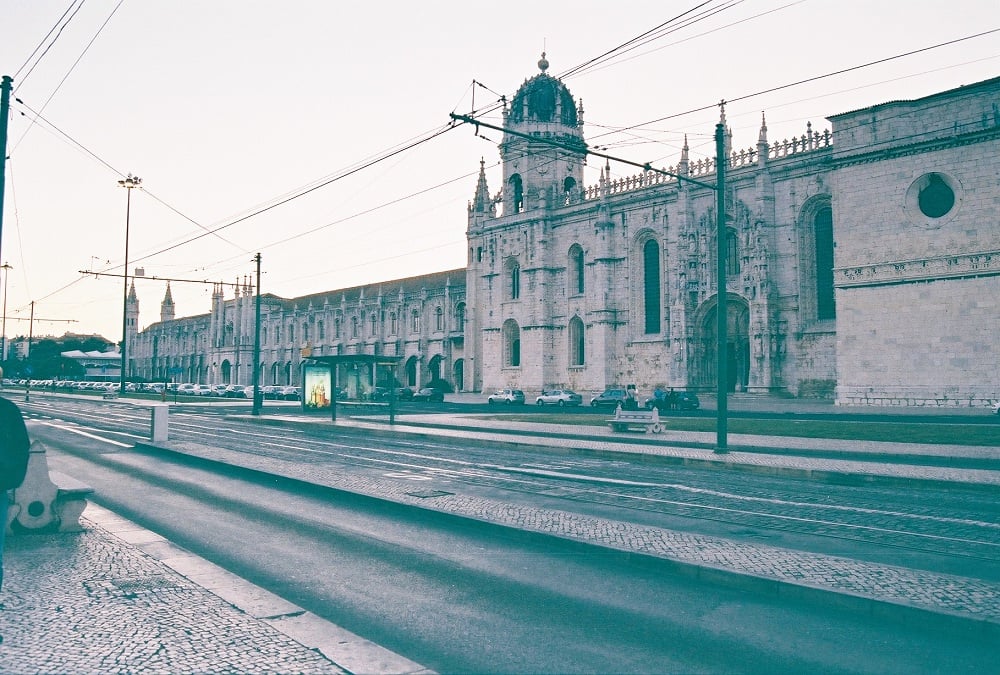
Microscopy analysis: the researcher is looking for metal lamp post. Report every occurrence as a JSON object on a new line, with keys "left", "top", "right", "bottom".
{"left": 118, "top": 174, "right": 141, "bottom": 393}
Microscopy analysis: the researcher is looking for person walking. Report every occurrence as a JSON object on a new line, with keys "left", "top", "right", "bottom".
{"left": 1, "top": 395, "right": 31, "bottom": 594}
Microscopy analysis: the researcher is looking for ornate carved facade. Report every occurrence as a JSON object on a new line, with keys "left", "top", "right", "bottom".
{"left": 128, "top": 58, "right": 999, "bottom": 407}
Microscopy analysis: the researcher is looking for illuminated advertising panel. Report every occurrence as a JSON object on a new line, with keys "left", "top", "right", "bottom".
{"left": 302, "top": 364, "right": 332, "bottom": 411}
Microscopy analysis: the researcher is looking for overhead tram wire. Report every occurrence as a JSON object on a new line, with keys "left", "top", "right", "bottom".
{"left": 125, "top": 122, "right": 459, "bottom": 268}
{"left": 560, "top": 0, "right": 744, "bottom": 80}
{"left": 583, "top": 27, "right": 1000, "bottom": 144}
{"left": 12, "top": 0, "right": 87, "bottom": 85}
{"left": 12, "top": 0, "right": 126, "bottom": 153}
{"left": 567, "top": 1, "right": 808, "bottom": 79}
{"left": 10, "top": 98, "right": 241, "bottom": 252}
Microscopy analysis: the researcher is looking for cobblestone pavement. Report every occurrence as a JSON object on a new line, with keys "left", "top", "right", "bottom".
{"left": 0, "top": 503, "right": 431, "bottom": 675}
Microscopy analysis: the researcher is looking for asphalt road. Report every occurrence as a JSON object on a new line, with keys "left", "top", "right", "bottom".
{"left": 38, "top": 433, "right": 996, "bottom": 673}
{"left": 21, "top": 398, "right": 999, "bottom": 673}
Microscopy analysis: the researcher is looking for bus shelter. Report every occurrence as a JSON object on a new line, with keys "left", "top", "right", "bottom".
{"left": 301, "top": 354, "right": 403, "bottom": 422}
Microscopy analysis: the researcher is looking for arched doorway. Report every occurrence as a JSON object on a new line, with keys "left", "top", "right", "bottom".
{"left": 453, "top": 359, "right": 464, "bottom": 391}
{"left": 405, "top": 356, "right": 418, "bottom": 388}
{"left": 427, "top": 354, "right": 442, "bottom": 383}
{"left": 697, "top": 297, "right": 750, "bottom": 392}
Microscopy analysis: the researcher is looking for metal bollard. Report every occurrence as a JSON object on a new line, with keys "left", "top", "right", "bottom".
{"left": 151, "top": 404, "right": 169, "bottom": 442}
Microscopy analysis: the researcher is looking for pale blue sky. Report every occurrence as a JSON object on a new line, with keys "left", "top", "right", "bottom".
{"left": 2, "top": 0, "right": 998, "bottom": 341}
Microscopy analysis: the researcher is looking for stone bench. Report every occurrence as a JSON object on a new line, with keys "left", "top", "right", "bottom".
{"left": 607, "top": 406, "right": 663, "bottom": 434}
{"left": 5, "top": 440, "right": 94, "bottom": 534}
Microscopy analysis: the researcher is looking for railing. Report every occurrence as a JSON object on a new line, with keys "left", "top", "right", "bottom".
{"left": 582, "top": 124, "right": 831, "bottom": 201}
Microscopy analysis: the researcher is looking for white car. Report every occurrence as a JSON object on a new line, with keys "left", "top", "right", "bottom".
{"left": 535, "top": 389, "right": 583, "bottom": 406}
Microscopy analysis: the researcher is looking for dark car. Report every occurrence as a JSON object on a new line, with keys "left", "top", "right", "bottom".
{"left": 371, "top": 387, "right": 414, "bottom": 402}
{"left": 645, "top": 389, "right": 700, "bottom": 411}
{"left": 411, "top": 387, "right": 444, "bottom": 402}
{"left": 590, "top": 388, "right": 632, "bottom": 408}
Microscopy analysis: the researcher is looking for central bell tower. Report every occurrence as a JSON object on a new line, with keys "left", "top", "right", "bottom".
{"left": 500, "top": 53, "right": 586, "bottom": 214}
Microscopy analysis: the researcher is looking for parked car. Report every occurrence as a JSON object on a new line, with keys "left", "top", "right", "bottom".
{"left": 279, "top": 386, "right": 301, "bottom": 401}
{"left": 535, "top": 389, "right": 582, "bottom": 406}
{"left": 992, "top": 401, "right": 1000, "bottom": 415}
{"left": 192, "top": 384, "right": 214, "bottom": 396}
{"left": 590, "top": 388, "right": 632, "bottom": 408}
{"left": 487, "top": 388, "right": 525, "bottom": 405}
{"left": 370, "top": 386, "right": 413, "bottom": 402}
{"left": 411, "top": 387, "right": 444, "bottom": 402}
{"left": 223, "top": 384, "right": 246, "bottom": 398}
{"left": 645, "top": 389, "right": 701, "bottom": 411}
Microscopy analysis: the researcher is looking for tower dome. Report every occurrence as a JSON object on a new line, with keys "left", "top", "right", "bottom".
{"left": 499, "top": 53, "right": 586, "bottom": 215}
{"left": 508, "top": 52, "right": 580, "bottom": 128}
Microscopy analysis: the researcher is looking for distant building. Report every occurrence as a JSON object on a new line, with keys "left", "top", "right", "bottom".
{"left": 131, "top": 270, "right": 466, "bottom": 399}
{"left": 129, "top": 58, "right": 1000, "bottom": 407}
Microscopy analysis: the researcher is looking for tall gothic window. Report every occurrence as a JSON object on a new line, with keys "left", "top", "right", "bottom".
{"left": 455, "top": 303, "right": 465, "bottom": 331}
{"left": 507, "top": 259, "right": 521, "bottom": 300}
{"left": 370, "top": 313, "right": 377, "bottom": 336}
{"left": 317, "top": 320, "right": 325, "bottom": 340}
{"left": 435, "top": 306, "right": 444, "bottom": 331}
{"left": 411, "top": 309, "right": 419, "bottom": 333}
{"left": 569, "top": 316, "right": 585, "bottom": 366}
{"left": 726, "top": 229, "right": 740, "bottom": 276}
{"left": 503, "top": 319, "right": 521, "bottom": 367}
{"left": 569, "top": 244, "right": 584, "bottom": 295}
{"left": 351, "top": 317, "right": 358, "bottom": 338}
{"left": 815, "top": 206, "right": 835, "bottom": 320}
{"left": 643, "top": 239, "right": 661, "bottom": 334}
{"left": 390, "top": 312, "right": 398, "bottom": 335}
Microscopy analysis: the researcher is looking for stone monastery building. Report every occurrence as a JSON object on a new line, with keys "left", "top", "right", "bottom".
{"left": 130, "top": 57, "right": 1000, "bottom": 407}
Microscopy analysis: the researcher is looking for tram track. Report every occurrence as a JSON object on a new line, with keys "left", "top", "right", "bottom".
{"left": 21, "top": 397, "right": 1000, "bottom": 580}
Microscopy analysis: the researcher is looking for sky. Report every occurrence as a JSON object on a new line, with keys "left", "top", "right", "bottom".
{"left": 1, "top": 0, "right": 998, "bottom": 345}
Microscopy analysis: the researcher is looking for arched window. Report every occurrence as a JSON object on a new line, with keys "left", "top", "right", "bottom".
{"left": 726, "top": 229, "right": 740, "bottom": 276}
{"left": 435, "top": 306, "right": 444, "bottom": 331}
{"left": 303, "top": 322, "right": 310, "bottom": 343}
{"left": 455, "top": 303, "right": 465, "bottom": 331}
{"left": 815, "top": 206, "right": 835, "bottom": 320}
{"left": 351, "top": 316, "right": 359, "bottom": 338}
{"left": 569, "top": 316, "right": 585, "bottom": 366}
{"left": 289, "top": 323, "right": 295, "bottom": 344}
{"left": 262, "top": 326, "right": 268, "bottom": 345}
{"left": 563, "top": 176, "right": 577, "bottom": 205}
{"left": 569, "top": 244, "right": 585, "bottom": 295}
{"left": 503, "top": 319, "right": 521, "bottom": 367}
{"left": 390, "top": 312, "right": 398, "bottom": 335}
{"left": 334, "top": 318, "right": 341, "bottom": 339}
{"left": 643, "top": 239, "right": 661, "bottom": 334}
{"left": 317, "top": 320, "right": 325, "bottom": 340}
{"left": 509, "top": 174, "right": 524, "bottom": 213}
{"left": 370, "top": 313, "right": 377, "bottom": 336}
{"left": 411, "top": 309, "right": 420, "bottom": 333}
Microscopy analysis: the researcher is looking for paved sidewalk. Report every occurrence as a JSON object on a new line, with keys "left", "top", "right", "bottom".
{"left": 0, "top": 503, "right": 431, "bottom": 675}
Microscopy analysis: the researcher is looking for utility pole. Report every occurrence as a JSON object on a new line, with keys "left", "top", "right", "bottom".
{"left": 252, "top": 253, "right": 262, "bottom": 416}
{"left": 0, "top": 76, "right": 13, "bottom": 290}
{"left": 715, "top": 115, "right": 729, "bottom": 453}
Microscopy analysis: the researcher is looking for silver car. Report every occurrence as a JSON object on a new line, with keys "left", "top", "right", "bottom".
{"left": 487, "top": 388, "right": 525, "bottom": 405}
{"left": 535, "top": 389, "right": 582, "bottom": 406}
